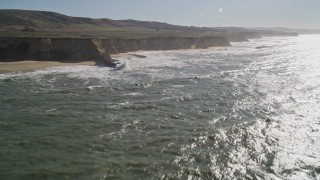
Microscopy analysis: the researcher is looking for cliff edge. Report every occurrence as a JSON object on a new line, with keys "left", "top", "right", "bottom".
{"left": 0, "top": 38, "right": 114, "bottom": 66}
{"left": 0, "top": 36, "right": 231, "bottom": 67}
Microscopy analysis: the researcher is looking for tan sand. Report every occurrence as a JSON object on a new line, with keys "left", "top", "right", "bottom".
{"left": 0, "top": 61, "right": 96, "bottom": 74}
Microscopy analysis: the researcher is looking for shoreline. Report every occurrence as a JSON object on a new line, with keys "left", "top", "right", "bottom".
{"left": 0, "top": 48, "right": 220, "bottom": 74}
{"left": 0, "top": 60, "right": 96, "bottom": 74}
{"left": 0, "top": 34, "right": 301, "bottom": 74}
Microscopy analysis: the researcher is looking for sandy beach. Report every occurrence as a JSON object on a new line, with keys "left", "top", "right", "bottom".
{"left": 0, "top": 61, "right": 96, "bottom": 74}
{"left": 0, "top": 53, "right": 136, "bottom": 74}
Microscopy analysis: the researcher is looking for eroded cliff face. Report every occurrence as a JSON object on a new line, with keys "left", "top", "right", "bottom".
{"left": 101, "top": 36, "right": 230, "bottom": 54}
{"left": 0, "top": 38, "right": 114, "bottom": 66}
{"left": 0, "top": 36, "right": 231, "bottom": 66}
{"left": 241, "top": 32, "right": 262, "bottom": 39}
{"left": 259, "top": 32, "right": 298, "bottom": 37}
{"left": 226, "top": 33, "right": 249, "bottom": 42}
{"left": 226, "top": 31, "right": 298, "bottom": 43}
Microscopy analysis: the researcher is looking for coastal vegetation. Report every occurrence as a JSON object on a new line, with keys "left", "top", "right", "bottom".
{"left": 0, "top": 9, "right": 299, "bottom": 39}
{"left": 0, "top": 9, "right": 299, "bottom": 69}
{"left": 0, "top": 9, "right": 225, "bottom": 38}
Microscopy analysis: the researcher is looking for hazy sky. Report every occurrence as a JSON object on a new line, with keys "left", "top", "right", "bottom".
{"left": 1, "top": 0, "right": 319, "bottom": 29}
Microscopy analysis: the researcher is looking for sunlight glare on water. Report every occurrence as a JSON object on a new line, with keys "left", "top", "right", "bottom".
{"left": 0, "top": 35, "right": 320, "bottom": 179}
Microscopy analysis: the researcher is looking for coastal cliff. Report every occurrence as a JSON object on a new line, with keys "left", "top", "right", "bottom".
{"left": 102, "top": 36, "right": 230, "bottom": 54}
{"left": 226, "top": 31, "right": 298, "bottom": 42}
{"left": 0, "top": 36, "right": 230, "bottom": 66}
{"left": 241, "top": 32, "right": 262, "bottom": 39}
{"left": 259, "top": 31, "right": 298, "bottom": 37}
{"left": 0, "top": 38, "right": 114, "bottom": 66}
{"left": 227, "top": 32, "right": 261, "bottom": 42}
{"left": 226, "top": 33, "right": 249, "bottom": 42}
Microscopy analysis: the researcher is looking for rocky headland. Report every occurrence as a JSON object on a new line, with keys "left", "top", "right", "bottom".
{"left": 0, "top": 36, "right": 231, "bottom": 67}
{"left": 0, "top": 9, "right": 301, "bottom": 71}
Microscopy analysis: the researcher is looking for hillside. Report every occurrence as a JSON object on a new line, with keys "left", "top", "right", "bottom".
{"left": 0, "top": 9, "right": 304, "bottom": 38}
{"left": 0, "top": 9, "right": 184, "bottom": 29}
{"left": 0, "top": 9, "right": 224, "bottom": 38}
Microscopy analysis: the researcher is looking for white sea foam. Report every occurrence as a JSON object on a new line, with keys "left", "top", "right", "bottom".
{"left": 0, "top": 42, "right": 258, "bottom": 82}
{"left": 2, "top": 35, "right": 320, "bottom": 179}
{"left": 86, "top": 85, "right": 103, "bottom": 91}
{"left": 123, "top": 92, "right": 144, "bottom": 96}
{"left": 169, "top": 35, "right": 320, "bottom": 179}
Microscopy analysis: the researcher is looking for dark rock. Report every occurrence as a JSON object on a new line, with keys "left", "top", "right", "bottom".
{"left": 130, "top": 54, "right": 147, "bottom": 58}
{"left": 256, "top": 46, "right": 269, "bottom": 49}
{"left": 0, "top": 36, "right": 231, "bottom": 68}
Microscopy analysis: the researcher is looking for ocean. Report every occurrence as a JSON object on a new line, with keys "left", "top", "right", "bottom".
{"left": 1, "top": 35, "right": 320, "bottom": 179}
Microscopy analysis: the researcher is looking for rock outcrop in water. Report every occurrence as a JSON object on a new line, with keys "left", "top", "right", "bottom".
{"left": 0, "top": 36, "right": 230, "bottom": 66}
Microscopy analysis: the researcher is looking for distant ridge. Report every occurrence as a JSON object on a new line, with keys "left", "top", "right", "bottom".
{"left": 0, "top": 9, "right": 314, "bottom": 38}
{"left": 0, "top": 9, "right": 214, "bottom": 32}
